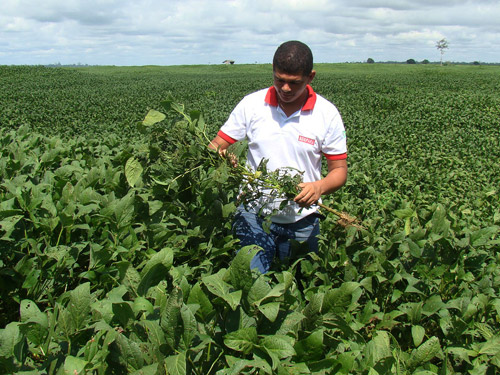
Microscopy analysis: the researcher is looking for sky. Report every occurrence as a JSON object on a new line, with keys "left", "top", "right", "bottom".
{"left": 1, "top": 0, "right": 499, "bottom": 66}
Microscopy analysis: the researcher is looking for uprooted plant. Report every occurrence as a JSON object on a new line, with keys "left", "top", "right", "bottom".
{"left": 125, "top": 95, "right": 364, "bottom": 229}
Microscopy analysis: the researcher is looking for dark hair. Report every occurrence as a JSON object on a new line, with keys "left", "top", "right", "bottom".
{"left": 273, "top": 41, "right": 313, "bottom": 76}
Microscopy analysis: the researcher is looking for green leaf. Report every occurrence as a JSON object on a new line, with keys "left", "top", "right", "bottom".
{"left": 412, "top": 325, "right": 426, "bottom": 347}
{"left": 406, "top": 238, "right": 424, "bottom": 258}
{"left": 112, "top": 302, "right": 135, "bottom": 327}
{"left": 302, "top": 293, "right": 324, "bottom": 331}
{"left": 248, "top": 275, "right": 272, "bottom": 306}
{"left": 0, "top": 322, "right": 23, "bottom": 358}
{"left": 148, "top": 199, "right": 163, "bottom": 215}
{"left": 19, "top": 300, "right": 48, "bottom": 346}
{"left": 139, "top": 320, "right": 166, "bottom": 350}
{"left": 470, "top": 226, "right": 499, "bottom": 247}
{"left": 225, "top": 306, "right": 256, "bottom": 333}
{"left": 63, "top": 356, "right": 88, "bottom": 375}
{"left": 0, "top": 197, "right": 22, "bottom": 219}
{"left": 363, "top": 331, "right": 392, "bottom": 368}
{"left": 276, "top": 311, "right": 305, "bottom": 336}
{"left": 0, "top": 214, "right": 23, "bottom": 241}
{"left": 189, "top": 109, "right": 206, "bottom": 133}
{"left": 224, "top": 327, "right": 258, "bottom": 355}
{"left": 400, "top": 301, "right": 423, "bottom": 324}
{"left": 248, "top": 277, "right": 287, "bottom": 307}
{"left": 222, "top": 202, "right": 236, "bottom": 218}
{"left": 130, "top": 364, "right": 159, "bottom": 375}
{"left": 259, "top": 335, "right": 296, "bottom": 370}
{"left": 294, "top": 329, "right": 324, "bottom": 361}
{"left": 114, "top": 190, "right": 136, "bottom": 229}
{"left": 478, "top": 335, "right": 500, "bottom": 356}
{"left": 138, "top": 247, "right": 174, "bottom": 296}
{"left": 82, "top": 329, "right": 109, "bottom": 364}
{"left": 132, "top": 297, "right": 154, "bottom": 316}
{"left": 469, "top": 363, "right": 489, "bottom": 375}
{"left": 322, "top": 282, "right": 361, "bottom": 313}
{"left": 224, "top": 354, "right": 273, "bottom": 374}
{"left": 202, "top": 271, "right": 242, "bottom": 311}
{"left": 58, "top": 306, "right": 74, "bottom": 337}
{"left": 276, "top": 362, "right": 311, "bottom": 374}
{"left": 228, "top": 245, "right": 261, "bottom": 293}
{"left": 68, "top": 282, "right": 91, "bottom": 331}
{"left": 394, "top": 207, "right": 415, "bottom": 219}
{"left": 428, "top": 205, "right": 450, "bottom": 238}
{"left": 258, "top": 302, "right": 280, "bottom": 323}
{"left": 125, "top": 157, "right": 143, "bottom": 187}
{"left": 446, "top": 347, "right": 471, "bottom": 365}
{"left": 165, "top": 351, "right": 187, "bottom": 375}
{"left": 394, "top": 207, "right": 417, "bottom": 235}
{"left": 180, "top": 305, "right": 197, "bottom": 348}
{"left": 187, "top": 282, "right": 214, "bottom": 321}
{"left": 114, "top": 332, "right": 145, "bottom": 371}
{"left": 20, "top": 300, "right": 48, "bottom": 327}
{"left": 142, "top": 247, "right": 174, "bottom": 276}
{"left": 41, "top": 194, "right": 57, "bottom": 217}
{"left": 161, "top": 287, "right": 183, "bottom": 350}
{"left": 116, "top": 261, "right": 141, "bottom": 296}
{"left": 142, "top": 109, "right": 166, "bottom": 126}
{"left": 422, "top": 295, "right": 446, "bottom": 316}
{"left": 334, "top": 352, "right": 356, "bottom": 373}
{"left": 409, "top": 336, "right": 441, "bottom": 367}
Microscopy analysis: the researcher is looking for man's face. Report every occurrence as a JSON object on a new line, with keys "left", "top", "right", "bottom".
{"left": 273, "top": 69, "right": 315, "bottom": 105}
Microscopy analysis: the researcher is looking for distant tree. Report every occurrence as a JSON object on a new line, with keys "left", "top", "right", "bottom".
{"left": 422, "top": 59, "right": 430, "bottom": 64}
{"left": 473, "top": 61, "right": 480, "bottom": 65}
{"left": 406, "top": 59, "right": 416, "bottom": 64}
{"left": 436, "top": 38, "right": 449, "bottom": 66}
{"left": 367, "top": 58, "right": 375, "bottom": 64}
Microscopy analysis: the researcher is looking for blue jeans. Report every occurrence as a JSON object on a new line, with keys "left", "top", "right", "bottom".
{"left": 233, "top": 207, "right": 320, "bottom": 274}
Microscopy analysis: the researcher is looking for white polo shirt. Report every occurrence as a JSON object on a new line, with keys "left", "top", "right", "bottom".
{"left": 218, "top": 85, "right": 347, "bottom": 223}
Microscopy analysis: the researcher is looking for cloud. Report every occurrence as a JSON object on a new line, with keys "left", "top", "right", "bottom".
{"left": 0, "top": 0, "right": 499, "bottom": 65}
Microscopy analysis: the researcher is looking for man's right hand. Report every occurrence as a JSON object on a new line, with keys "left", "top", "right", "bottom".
{"left": 209, "top": 135, "right": 238, "bottom": 167}
{"left": 217, "top": 148, "right": 237, "bottom": 167}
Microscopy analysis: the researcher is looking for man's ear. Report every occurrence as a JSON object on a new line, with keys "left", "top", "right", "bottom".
{"left": 307, "top": 70, "right": 316, "bottom": 83}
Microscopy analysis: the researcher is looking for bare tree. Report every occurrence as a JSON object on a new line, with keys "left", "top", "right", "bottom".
{"left": 436, "top": 38, "right": 449, "bottom": 66}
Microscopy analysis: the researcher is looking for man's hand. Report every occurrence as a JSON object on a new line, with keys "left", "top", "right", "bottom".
{"left": 220, "top": 148, "right": 238, "bottom": 167}
{"left": 293, "top": 158, "right": 348, "bottom": 207}
{"left": 294, "top": 181, "right": 322, "bottom": 207}
{"left": 208, "top": 135, "right": 238, "bottom": 167}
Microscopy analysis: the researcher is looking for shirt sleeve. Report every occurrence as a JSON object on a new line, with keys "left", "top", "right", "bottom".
{"left": 321, "top": 109, "right": 348, "bottom": 159}
{"left": 218, "top": 96, "right": 250, "bottom": 142}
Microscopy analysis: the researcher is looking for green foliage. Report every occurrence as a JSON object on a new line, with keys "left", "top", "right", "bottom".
{"left": 0, "top": 64, "right": 499, "bottom": 374}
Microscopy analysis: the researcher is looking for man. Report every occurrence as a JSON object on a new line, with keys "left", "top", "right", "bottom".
{"left": 209, "top": 41, "right": 348, "bottom": 274}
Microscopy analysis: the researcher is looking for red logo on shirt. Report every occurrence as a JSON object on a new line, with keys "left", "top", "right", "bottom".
{"left": 298, "top": 135, "right": 315, "bottom": 145}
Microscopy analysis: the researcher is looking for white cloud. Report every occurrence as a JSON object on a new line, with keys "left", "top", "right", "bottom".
{"left": 0, "top": 0, "right": 499, "bottom": 65}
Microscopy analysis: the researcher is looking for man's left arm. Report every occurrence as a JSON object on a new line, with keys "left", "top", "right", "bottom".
{"left": 294, "top": 159, "right": 348, "bottom": 207}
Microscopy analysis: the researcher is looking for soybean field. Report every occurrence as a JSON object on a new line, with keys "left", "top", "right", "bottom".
{"left": 0, "top": 63, "right": 499, "bottom": 374}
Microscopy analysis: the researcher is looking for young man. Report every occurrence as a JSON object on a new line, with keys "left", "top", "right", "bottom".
{"left": 209, "top": 41, "right": 348, "bottom": 274}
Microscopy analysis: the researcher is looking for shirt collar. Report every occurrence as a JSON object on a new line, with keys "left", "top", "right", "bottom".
{"left": 265, "top": 85, "right": 317, "bottom": 111}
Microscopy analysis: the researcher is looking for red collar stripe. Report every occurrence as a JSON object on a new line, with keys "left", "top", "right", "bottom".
{"left": 265, "top": 85, "right": 317, "bottom": 110}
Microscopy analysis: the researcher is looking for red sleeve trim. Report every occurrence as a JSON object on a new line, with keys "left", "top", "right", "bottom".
{"left": 323, "top": 152, "right": 347, "bottom": 160}
{"left": 217, "top": 130, "right": 237, "bottom": 144}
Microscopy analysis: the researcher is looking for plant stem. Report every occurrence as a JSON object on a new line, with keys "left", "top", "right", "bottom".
{"left": 317, "top": 202, "right": 365, "bottom": 229}
{"left": 55, "top": 225, "right": 64, "bottom": 247}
